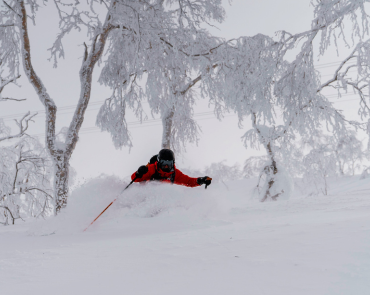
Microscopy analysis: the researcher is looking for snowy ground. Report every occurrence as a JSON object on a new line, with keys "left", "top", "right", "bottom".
{"left": 1, "top": 176, "right": 370, "bottom": 295}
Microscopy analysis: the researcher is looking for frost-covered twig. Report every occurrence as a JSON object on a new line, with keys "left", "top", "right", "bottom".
{"left": 0, "top": 205, "right": 17, "bottom": 224}
{"left": 0, "top": 112, "right": 36, "bottom": 142}
{"left": 0, "top": 97, "right": 26, "bottom": 101}
{"left": 0, "top": 74, "right": 21, "bottom": 95}
{"left": 0, "top": 136, "right": 53, "bottom": 224}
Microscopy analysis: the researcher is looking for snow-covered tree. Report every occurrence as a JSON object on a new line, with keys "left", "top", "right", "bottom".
{"left": 0, "top": 75, "right": 34, "bottom": 142}
{"left": 4, "top": 0, "right": 370, "bottom": 209}
{"left": 0, "top": 0, "right": 227, "bottom": 212}
{"left": 146, "top": 68, "right": 200, "bottom": 152}
{"left": 95, "top": 1, "right": 226, "bottom": 152}
{"left": 1, "top": 89, "right": 52, "bottom": 224}
{"left": 301, "top": 132, "right": 338, "bottom": 195}
{"left": 0, "top": 136, "right": 53, "bottom": 225}
{"left": 334, "top": 132, "right": 367, "bottom": 175}
{"left": 193, "top": 1, "right": 370, "bottom": 201}
{"left": 94, "top": 1, "right": 370, "bottom": 199}
{"left": 243, "top": 156, "right": 269, "bottom": 179}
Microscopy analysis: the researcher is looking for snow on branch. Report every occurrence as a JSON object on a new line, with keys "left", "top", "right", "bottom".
{"left": 0, "top": 97, "right": 26, "bottom": 102}
{"left": 0, "top": 136, "right": 53, "bottom": 224}
{"left": 0, "top": 73, "right": 33, "bottom": 142}
{"left": 0, "top": 112, "right": 37, "bottom": 142}
{"left": 96, "top": 88, "right": 134, "bottom": 150}
{"left": 48, "top": 0, "right": 102, "bottom": 67}
{"left": 318, "top": 40, "right": 370, "bottom": 121}
{"left": 0, "top": 74, "right": 26, "bottom": 101}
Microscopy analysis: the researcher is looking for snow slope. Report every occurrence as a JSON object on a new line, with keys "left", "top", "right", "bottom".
{"left": 1, "top": 176, "right": 370, "bottom": 295}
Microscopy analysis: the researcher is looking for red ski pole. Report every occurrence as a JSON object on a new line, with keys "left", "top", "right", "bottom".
{"left": 83, "top": 177, "right": 137, "bottom": 232}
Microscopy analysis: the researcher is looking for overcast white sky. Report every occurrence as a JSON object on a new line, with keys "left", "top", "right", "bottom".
{"left": 0, "top": 0, "right": 363, "bottom": 181}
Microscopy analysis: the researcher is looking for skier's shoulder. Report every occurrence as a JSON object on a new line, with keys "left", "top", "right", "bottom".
{"left": 147, "top": 162, "right": 157, "bottom": 173}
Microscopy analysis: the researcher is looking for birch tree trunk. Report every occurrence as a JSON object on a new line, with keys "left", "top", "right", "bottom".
{"left": 161, "top": 108, "right": 174, "bottom": 149}
{"left": 251, "top": 113, "right": 281, "bottom": 202}
{"left": 17, "top": 0, "right": 116, "bottom": 213}
{"left": 260, "top": 142, "right": 279, "bottom": 202}
{"left": 53, "top": 150, "right": 70, "bottom": 214}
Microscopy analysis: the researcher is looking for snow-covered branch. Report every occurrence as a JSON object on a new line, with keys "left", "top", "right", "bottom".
{"left": 17, "top": 0, "right": 58, "bottom": 155}
{"left": 0, "top": 97, "right": 26, "bottom": 101}
{"left": 0, "top": 112, "right": 36, "bottom": 142}
{"left": 0, "top": 136, "right": 53, "bottom": 225}
{"left": 0, "top": 74, "right": 26, "bottom": 101}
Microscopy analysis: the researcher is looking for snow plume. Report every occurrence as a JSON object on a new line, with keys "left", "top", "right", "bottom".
{"left": 28, "top": 174, "right": 125, "bottom": 235}
{"left": 28, "top": 175, "right": 227, "bottom": 235}
{"left": 114, "top": 182, "right": 221, "bottom": 219}
{"left": 182, "top": 161, "right": 242, "bottom": 183}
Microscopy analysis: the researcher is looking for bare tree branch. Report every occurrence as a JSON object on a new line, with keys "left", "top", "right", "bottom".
{"left": 0, "top": 205, "right": 16, "bottom": 224}
{"left": 0, "top": 97, "right": 26, "bottom": 102}
{"left": 3, "top": 1, "right": 22, "bottom": 18}
{"left": 0, "top": 24, "right": 14, "bottom": 28}
{"left": 0, "top": 74, "right": 21, "bottom": 93}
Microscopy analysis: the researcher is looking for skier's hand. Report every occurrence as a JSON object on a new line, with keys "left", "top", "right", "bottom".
{"left": 136, "top": 165, "right": 149, "bottom": 178}
{"left": 197, "top": 176, "right": 212, "bottom": 187}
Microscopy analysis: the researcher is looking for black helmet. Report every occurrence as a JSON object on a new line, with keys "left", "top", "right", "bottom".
{"left": 157, "top": 149, "right": 175, "bottom": 172}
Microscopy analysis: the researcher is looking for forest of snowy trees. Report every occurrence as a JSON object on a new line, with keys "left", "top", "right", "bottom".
{"left": 2, "top": 0, "right": 370, "bottom": 224}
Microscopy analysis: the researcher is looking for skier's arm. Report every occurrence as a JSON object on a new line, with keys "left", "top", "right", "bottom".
{"left": 174, "top": 169, "right": 201, "bottom": 187}
{"left": 131, "top": 165, "right": 153, "bottom": 182}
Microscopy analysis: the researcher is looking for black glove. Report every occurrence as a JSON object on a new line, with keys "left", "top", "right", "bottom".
{"left": 136, "top": 165, "right": 148, "bottom": 178}
{"left": 197, "top": 176, "right": 212, "bottom": 187}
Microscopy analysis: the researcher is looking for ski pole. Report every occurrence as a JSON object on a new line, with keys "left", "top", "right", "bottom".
{"left": 83, "top": 177, "right": 137, "bottom": 232}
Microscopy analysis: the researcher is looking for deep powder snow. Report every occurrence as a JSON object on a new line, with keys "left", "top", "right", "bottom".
{"left": 1, "top": 175, "right": 370, "bottom": 295}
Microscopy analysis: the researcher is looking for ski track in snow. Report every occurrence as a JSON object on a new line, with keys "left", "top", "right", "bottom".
{"left": 1, "top": 176, "right": 370, "bottom": 295}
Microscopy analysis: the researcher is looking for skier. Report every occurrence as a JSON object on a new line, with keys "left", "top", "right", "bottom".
{"left": 131, "top": 149, "right": 212, "bottom": 188}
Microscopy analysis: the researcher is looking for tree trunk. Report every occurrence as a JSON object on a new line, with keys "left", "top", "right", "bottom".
{"left": 18, "top": 0, "right": 116, "bottom": 214}
{"left": 323, "top": 173, "right": 328, "bottom": 195}
{"left": 251, "top": 113, "right": 282, "bottom": 202}
{"left": 161, "top": 108, "right": 174, "bottom": 149}
{"left": 261, "top": 142, "right": 279, "bottom": 202}
{"left": 53, "top": 151, "right": 70, "bottom": 214}
{"left": 335, "top": 151, "right": 344, "bottom": 175}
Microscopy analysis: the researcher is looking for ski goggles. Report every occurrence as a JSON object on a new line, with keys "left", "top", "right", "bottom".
{"left": 158, "top": 159, "right": 174, "bottom": 170}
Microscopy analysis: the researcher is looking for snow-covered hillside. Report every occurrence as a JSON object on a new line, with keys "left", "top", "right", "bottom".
{"left": 1, "top": 176, "right": 370, "bottom": 295}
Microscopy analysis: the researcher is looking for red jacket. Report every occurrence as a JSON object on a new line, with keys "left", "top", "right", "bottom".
{"left": 131, "top": 162, "right": 200, "bottom": 187}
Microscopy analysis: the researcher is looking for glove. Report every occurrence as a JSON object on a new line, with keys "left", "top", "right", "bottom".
{"left": 197, "top": 176, "right": 212, "bottom": 187}
{"left": 136, "top": 165, "right": 149, "bottom": 178}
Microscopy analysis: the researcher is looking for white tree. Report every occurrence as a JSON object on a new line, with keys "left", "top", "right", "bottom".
{"left": 95, "top": 1, "right": 226, "bottom": 152}
{"left": 243, "top": 156, "right": 269, "bottom": 179}
{"left": 4, "top": 0, "right": 370, "bottom": 208}
{"left": 0, "top": 0, "right": 227, "bottom": 212}
{"left": 192, "top": 1, "right": 370, "bottom": 201}
{"left": 301, "top": 132, "right": 338, "bottom": 196}
{"left": 0, "top": 127, "right": 53, "bottom": 225}
{"left": 334, "top": 131, "right": 368, "bottom": 175}
{"left": 0, "top": 74, "right": 35, "bottom": 142}
{"left": 93, "top": 1, "right": 370, "bottom": 200}
{"left": 1, "top": 83, "right": 52, "bottom": 224}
